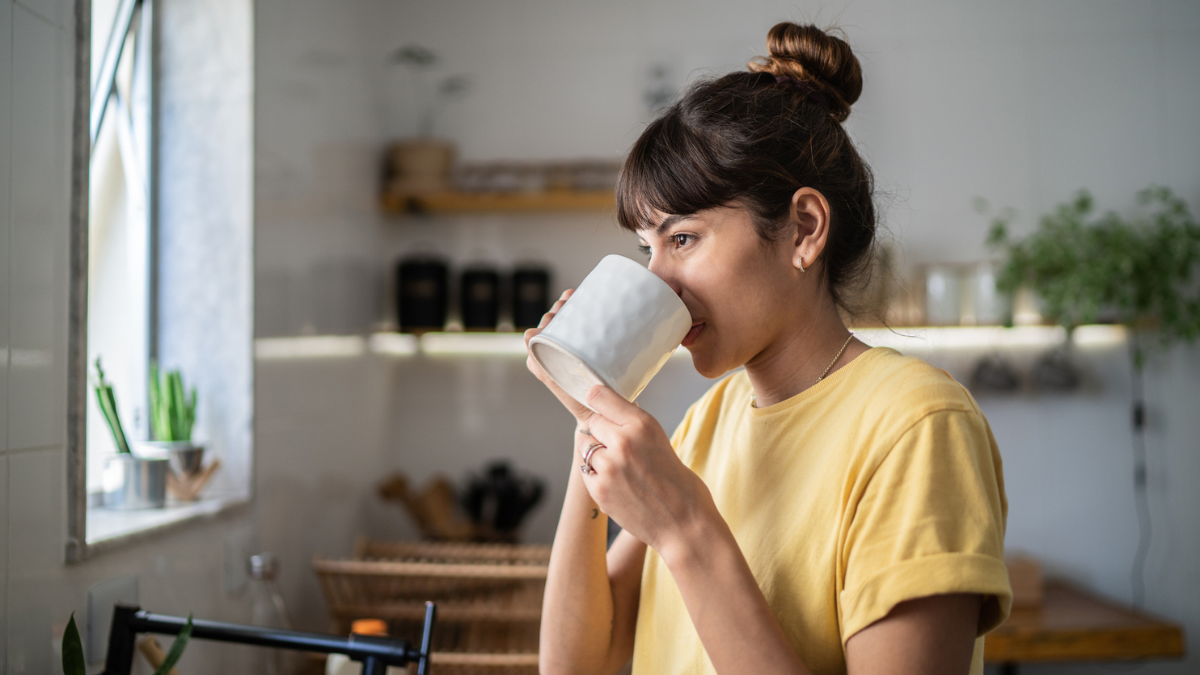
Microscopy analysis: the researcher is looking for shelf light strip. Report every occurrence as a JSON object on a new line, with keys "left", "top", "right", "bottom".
{"left": 254, "top": 325, "right": 1128, "bottom": 360}
{"left": 254, "top": 335, "right": 366, "bottom": 360}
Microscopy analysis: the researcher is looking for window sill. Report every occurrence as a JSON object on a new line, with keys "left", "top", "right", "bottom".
{"left": 84, "top": 493, "right": 249, "bottom": 557}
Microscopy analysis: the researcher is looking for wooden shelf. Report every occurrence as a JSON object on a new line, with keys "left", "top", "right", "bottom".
{"left": 381, "top": 189, "right": 614, "bottom": 214}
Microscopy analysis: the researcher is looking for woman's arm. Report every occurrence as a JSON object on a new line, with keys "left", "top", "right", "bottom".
{"left": 539, "top": 428, "right": 647, "bottom": 675}
{"left": 656, "top": 497, "right": 813, "bottom": 675}
{"left": 527, "top": 291, "right": 647, "bottom": 675}
{"left": 845, "top": 594, "right": 982, "bottom": 675}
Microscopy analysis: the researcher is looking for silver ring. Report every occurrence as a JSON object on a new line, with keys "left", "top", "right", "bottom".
{"left": 580, "top": 442, "right": 603, "bottom": 476}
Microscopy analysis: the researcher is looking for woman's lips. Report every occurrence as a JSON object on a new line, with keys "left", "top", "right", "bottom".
{"left": 681, "top": 322, "right": 705, "bottom": 348}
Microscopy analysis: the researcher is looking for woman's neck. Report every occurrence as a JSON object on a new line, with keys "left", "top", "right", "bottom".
{"left": 743, "top": 300, "right": 868, "bottom": 408}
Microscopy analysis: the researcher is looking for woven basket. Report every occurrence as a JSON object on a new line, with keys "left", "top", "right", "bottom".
{"left": 314, "top": 540, "right": 550, "bottom": 672}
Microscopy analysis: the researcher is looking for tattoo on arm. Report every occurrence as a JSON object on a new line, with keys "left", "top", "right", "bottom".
{"left": 591, "top": 508, "right": 599, "bottom": 519}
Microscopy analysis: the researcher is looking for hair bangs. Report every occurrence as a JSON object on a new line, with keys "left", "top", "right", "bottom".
{"left": 616, "top": 111, "right": 732, "bottom": 233}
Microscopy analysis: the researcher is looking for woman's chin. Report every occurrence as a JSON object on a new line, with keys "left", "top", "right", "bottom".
{"left": 686, "top": 348, "right": 732, "bottom": 379}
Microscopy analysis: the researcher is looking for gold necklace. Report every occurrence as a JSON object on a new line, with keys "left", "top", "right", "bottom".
{"left": 751, "top": 333, "right": 855, "bottom": 407}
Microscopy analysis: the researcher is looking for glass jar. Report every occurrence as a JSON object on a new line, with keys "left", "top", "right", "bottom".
{"left": 247, "top": 553, "right": 294, "bottom": 675}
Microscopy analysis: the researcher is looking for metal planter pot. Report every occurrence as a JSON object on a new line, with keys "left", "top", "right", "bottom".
{"left": 102, "top": 454, "right": 168, "bottom": 509}
{"left": 137, "top": 440, "right": 205, "bottom": 477}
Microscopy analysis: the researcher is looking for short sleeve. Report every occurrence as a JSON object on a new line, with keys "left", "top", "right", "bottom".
{"left": 839, "top": 408, "right": 1012, "bottom": 643}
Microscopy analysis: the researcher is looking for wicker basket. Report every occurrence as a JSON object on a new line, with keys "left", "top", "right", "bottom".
{"left": 314, "top": 540, "right": 550, "bottom": 672}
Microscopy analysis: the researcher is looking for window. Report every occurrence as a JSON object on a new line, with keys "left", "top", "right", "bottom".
{"left": 86, "top": 0, "right": 152, "bottom": 495}
{"left": 67, "top": 0, "right": 255, "bottom": 560}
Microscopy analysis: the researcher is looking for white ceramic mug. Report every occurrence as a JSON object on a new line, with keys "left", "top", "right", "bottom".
{"left": 529, "top": 255, "right": 692, "bottom": 409}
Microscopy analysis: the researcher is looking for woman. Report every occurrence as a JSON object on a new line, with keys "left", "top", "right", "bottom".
{"left": 525, "top": 23, "right": 1011, "bottom": 675}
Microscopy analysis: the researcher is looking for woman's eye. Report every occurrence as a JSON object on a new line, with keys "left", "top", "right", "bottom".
{"left": 637, "top": 243, "right": 651, "bottom": 256}
{"left": 673, "top": 233, "right": 693, "bottom": 248}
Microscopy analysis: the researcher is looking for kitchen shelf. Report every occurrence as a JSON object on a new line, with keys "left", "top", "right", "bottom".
{"left": 380, "top": 189, "right": 614, "bottom": 214}
{"left": 255, "top": 325, "right": 1128, "bottom": 361}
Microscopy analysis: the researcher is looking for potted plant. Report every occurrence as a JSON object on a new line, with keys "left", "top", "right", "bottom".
{"left": 987, "top": 186, "right": 1200, "bottom": 353}
{"left": 387, "top": 44, "right": 470, "bottom": 194}
{"left": 94, "top": 358, "right": 168, "bottom": 509}
{"left": 138, "top": 361, "right": 203, "bottom": 479}
{"left": 987, "top": 185, "right": 1200, "bottom": 605}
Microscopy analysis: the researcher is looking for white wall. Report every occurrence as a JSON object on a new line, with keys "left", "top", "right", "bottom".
{"left": 3, "top": 2, "right": 1199, "bottom": 675}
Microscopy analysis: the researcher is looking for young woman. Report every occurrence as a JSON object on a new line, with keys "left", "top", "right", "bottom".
{"left": 524, "top": 23, "right": 1011, "bottom": 675}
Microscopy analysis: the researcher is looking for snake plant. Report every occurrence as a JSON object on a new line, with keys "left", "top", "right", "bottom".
{"left": 149, "top": 362, "right": 197, "bottom": 443}
{"left": 92, "top": 358, "right": 131, "bottom": 454}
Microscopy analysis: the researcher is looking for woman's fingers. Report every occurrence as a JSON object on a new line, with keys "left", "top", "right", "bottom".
{"left": 536, "top": 289, "right": 575, "bottom": 330}
{"left": 585, "top": 410, "right": 621, "bottom": 446}
{"left": 586, "top": 385, "right": 643, "bottom": 426}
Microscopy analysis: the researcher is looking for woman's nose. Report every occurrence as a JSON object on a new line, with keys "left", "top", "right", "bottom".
{"left": 647, "top": 257, "right": 684, "bottom": 297}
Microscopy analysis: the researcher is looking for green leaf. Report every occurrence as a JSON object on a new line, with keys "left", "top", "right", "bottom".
{"left": 93, "top": 359, "right": 132, "bottom": 454}
{"left": 169, "top": 372, "right": 187, "bottom": 442}
{"left": 62, "top": 613, "right": 86, "bottom": 675}
{"left": 155, "top": 613, "right": 193, "bottom": 675}
{"left": 149, "top": 361, "right": 169, "bottom": 441}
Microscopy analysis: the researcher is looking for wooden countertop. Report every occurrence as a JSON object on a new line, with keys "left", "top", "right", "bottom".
{"left": 985, "top": 580, "right": 1186, "bottom": 663}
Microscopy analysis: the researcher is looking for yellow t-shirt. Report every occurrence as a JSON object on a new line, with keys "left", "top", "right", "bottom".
{"left": 631, "top": 347, "right": 1012, "bottom": 675}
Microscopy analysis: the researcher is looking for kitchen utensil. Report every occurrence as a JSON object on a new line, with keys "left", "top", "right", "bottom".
{"left": 460, "top": 461, "right": 544, "bottom": 540}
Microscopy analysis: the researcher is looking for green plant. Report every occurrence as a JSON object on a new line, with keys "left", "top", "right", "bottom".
{"left": 62, "top": 613, "right": 85, "bottom": 675}
{"left": 149, "top": 362, "right": 197, "bottom": 443}
{"left": 390, "top": 44, "right": 470, "bottom": 137}
{"left": 61, "top": 612, "right": 192, "bottom": 675}
{"left": 986, "top": 186, "right": 1200, "bottom": 361}
{"left": 92, "top": 358, "right": 131, "bottom": 454}
{"left": 155, "top": 613, "right": 194, "bottom": 674}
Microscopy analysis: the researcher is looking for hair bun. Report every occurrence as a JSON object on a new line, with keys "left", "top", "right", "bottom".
{"left": 748, "top": 22, "right": 862, "bottom": 122}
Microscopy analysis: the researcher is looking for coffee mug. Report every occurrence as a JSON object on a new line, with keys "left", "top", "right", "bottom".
{"left": 529, "top": 255, "right": 692, "bottom": 409}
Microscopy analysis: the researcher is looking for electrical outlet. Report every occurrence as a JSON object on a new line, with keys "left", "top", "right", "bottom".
{"left": 87, "top": 576, "right": 139, "bottom": 665}
{"left": 224, "top": 525, "right": 257, "bottom": 596}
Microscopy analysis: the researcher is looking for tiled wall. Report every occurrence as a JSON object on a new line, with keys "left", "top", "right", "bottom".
{"left": 4, "top": 0, "right": 74, "bottom": 671}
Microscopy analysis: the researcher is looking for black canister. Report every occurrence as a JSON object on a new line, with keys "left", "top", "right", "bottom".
{"left": 460, "top": 267, "right": 500, "bottom": 331}
{"left": 396, "top": 257, "right": 449, "bottom": 332}
{"left": 511, "top": 266, "right": 551, "bottom": 330}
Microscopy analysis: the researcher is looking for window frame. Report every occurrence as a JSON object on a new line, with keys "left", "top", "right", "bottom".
{"left": 68, "top": 0, "right": 153, "bottom": 563}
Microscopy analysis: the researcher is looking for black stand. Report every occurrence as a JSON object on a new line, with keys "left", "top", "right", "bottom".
{"left": 103, "top": 601, "right": 437, "bottom": 675}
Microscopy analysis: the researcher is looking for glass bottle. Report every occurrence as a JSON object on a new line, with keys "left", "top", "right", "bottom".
{"left": 247, "top": 552, "right": 293, "bottom": 675}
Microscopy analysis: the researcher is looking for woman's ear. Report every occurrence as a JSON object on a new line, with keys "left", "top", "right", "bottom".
{"left": 789, "top": 188, "right": 831, "bottom": 272}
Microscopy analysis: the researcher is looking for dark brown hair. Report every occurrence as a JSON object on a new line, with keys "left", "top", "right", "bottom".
{"left": 616, "top": 22, "right": 877, "bottom": 312}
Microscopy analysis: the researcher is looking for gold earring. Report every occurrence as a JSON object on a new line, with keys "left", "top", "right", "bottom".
{"left": 798, "top": 257, "right": 806, "bottom": 273}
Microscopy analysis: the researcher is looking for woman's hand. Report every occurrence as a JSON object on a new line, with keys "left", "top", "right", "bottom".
{"left": 524, "top": 289, "right": 593, "bottom": 425}
{"left": 579, "top": 385, "right": 715, "bottom": 555}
